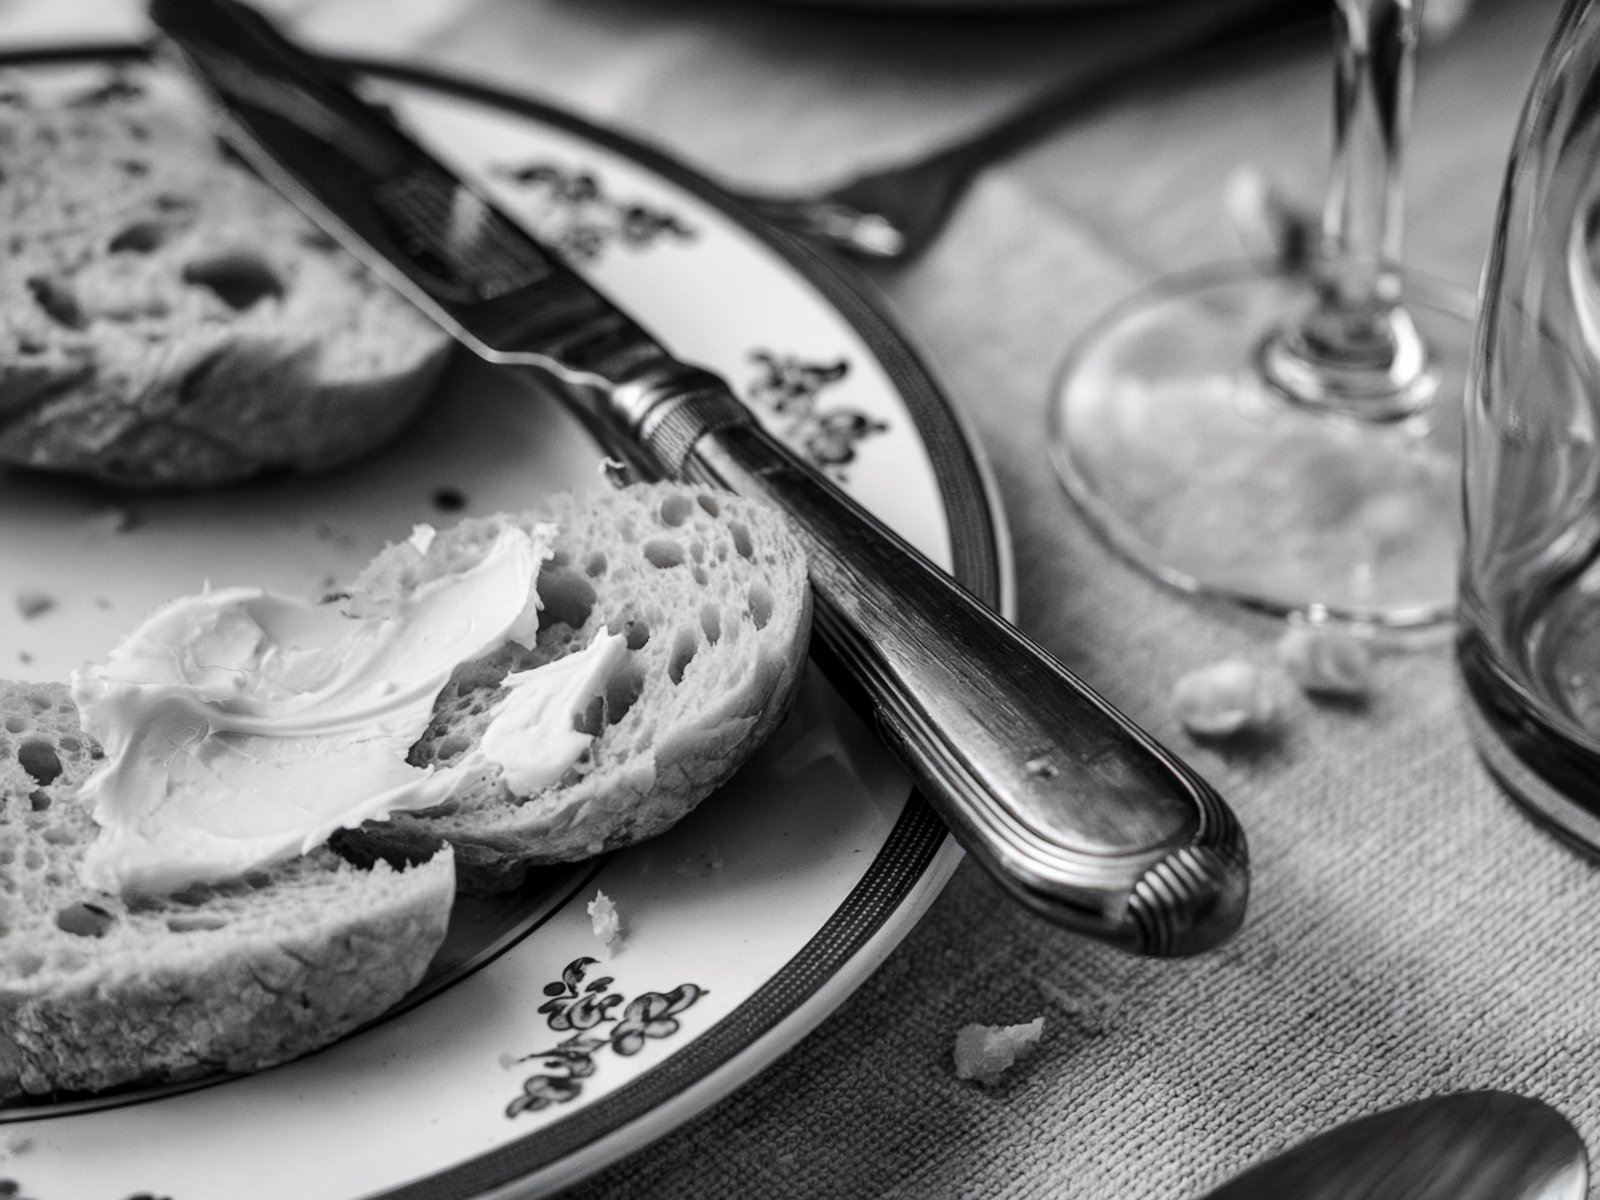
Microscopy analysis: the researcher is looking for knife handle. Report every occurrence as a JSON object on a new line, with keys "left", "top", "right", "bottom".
{"left": 609, "top": 368, "right": 1248, "bottom": 956}
{"left": 148, "top": 0, "right": 1244, "bottom": 954}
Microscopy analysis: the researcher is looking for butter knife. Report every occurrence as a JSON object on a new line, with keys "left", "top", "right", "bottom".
{"left": 148, "top": 0, "right": 1248, "bottom": 957}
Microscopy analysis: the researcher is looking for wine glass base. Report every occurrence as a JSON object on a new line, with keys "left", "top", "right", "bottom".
{"left": 1049, "top": 261, "right": 1475, "bottom": 630}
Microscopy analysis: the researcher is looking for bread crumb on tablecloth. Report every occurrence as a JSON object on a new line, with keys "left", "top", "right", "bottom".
{"left": 1171, "top": 658, "right": 1277, "bottom": 738}
{"left": 952, "top": 1018, "right": 1045, "bottom": 1086}
{"left": 587, "top": 889, "right": 623, "bottom": 950}
{"left": 1275, "top": 625, "right": 1374, "bottom": 699}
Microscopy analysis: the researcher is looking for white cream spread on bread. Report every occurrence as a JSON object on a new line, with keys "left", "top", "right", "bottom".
{"left": 482, "top": 632, "right": 627, "bottom": 795}
{"left": 71, "top": 524, "right": 623, "bottom": 896}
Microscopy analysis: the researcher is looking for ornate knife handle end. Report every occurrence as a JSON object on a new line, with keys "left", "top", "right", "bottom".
{"left": 1126, "top": 802, "right": 1249, "bottom": 957}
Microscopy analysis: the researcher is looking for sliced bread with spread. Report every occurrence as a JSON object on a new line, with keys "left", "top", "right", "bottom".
{"left": 0, "top": 483, "right": 812, "bottom": 1097}
{"left": 334, "top": 483, "right": 814, "bottom": 892}
{"left": 0, "top": 680, "right": 455, "bottom": 1099}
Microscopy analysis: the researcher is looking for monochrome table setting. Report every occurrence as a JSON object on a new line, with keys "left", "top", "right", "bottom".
{"left": 1, "top": 0, "right": 1598, "bottom": 1197}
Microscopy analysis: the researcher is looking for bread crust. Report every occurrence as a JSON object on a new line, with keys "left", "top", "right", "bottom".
{"left": 334, "top": 483, "right": 814, "bottom": 892}
{"left": 0, "top": 682, "right": 455, "bottom": 1099}
{"left": 0, "top": 69, "right": 451, "bottom": 490}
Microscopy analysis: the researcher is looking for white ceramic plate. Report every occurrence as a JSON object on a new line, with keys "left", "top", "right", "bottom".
{"left": 0, "top": 48, "right": 1011, "bottom": 1200}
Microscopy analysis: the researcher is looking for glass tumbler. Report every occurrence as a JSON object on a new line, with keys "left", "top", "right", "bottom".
{"left": 1459, "top": 0, "right": 1600, "bottom": 852}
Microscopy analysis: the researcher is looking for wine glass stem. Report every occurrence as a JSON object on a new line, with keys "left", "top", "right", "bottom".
{"left": 1320, "top": 0, "right": 1414, "bottom": 313}
{"left": 1262, "top": 0, "right": 1433, "bottom": 417}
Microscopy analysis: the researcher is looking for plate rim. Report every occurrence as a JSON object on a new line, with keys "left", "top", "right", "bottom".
{"left": 0, "top": 43, "right": 1016, "bottom": 1200}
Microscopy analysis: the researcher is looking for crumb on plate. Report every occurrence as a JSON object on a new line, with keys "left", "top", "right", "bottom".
{"left": 587, "top": 889, "right": 622, "bottom": 949}
{"left": 953, "top": 1018, "right": 1044, "bottom": 1086}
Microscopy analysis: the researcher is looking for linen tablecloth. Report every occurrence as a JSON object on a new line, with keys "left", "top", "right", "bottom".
{"left": 3, "top": 0, "right": 1587, "bottom": 1195}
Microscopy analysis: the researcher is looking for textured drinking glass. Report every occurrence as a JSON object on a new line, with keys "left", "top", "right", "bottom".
{"left": 1459, "top": 0, "right": 1600, "bottom": 853}
{"left": 1050, "top": 0, "right": 1474, "bottom": 629}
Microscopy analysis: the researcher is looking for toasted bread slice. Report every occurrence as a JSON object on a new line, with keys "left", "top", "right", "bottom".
{"left": 334, "top": 482, "right": 814, "bottom": 892}
{"left": 0, "top": 69, "right": 450, "bottom": 490}
{"left": 0, "top": 681, "right": 455, "bottom": 1100}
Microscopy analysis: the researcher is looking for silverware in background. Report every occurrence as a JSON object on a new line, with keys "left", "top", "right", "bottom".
{"left": 150, "top": 0, "right": 1250, "bottom": 958}
{"left": 1202, "top": 1091, "right": 1587, "bottom": 1200}
{"left": 741, "top": 0, "right": 1329, "bottom": 262}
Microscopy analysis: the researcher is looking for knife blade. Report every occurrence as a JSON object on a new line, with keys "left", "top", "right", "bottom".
{"left": 148, "top": 0, "right": 1248, "bottom": 956}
